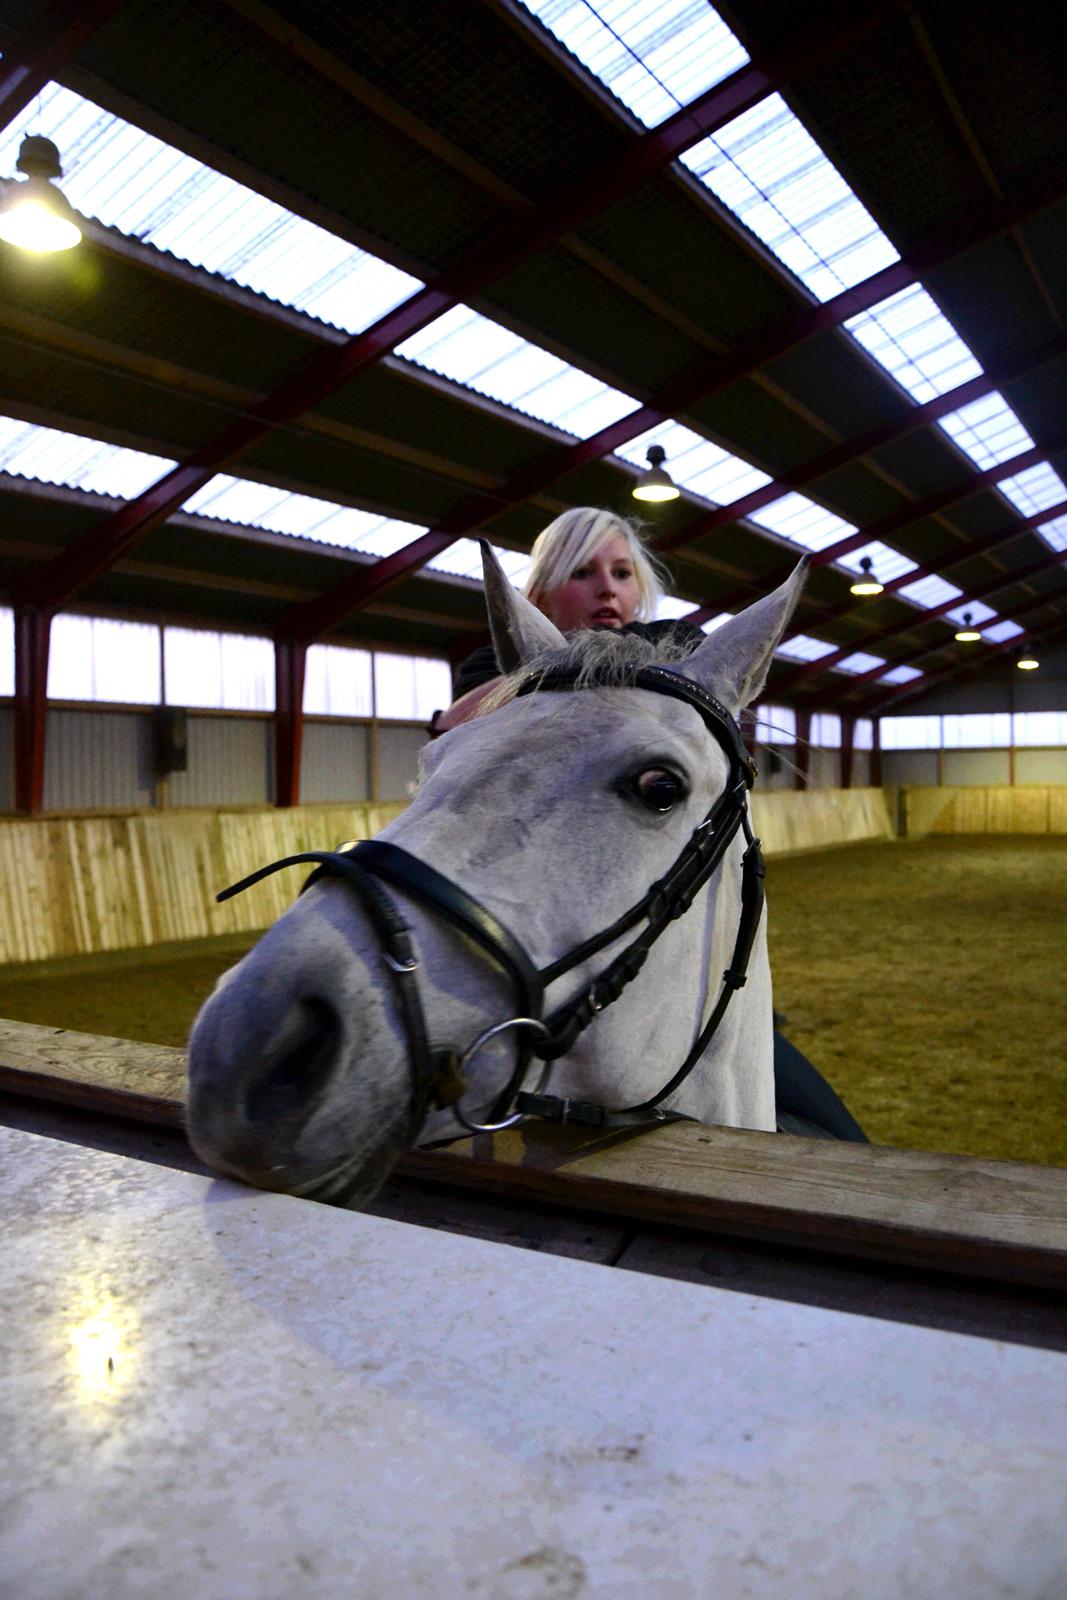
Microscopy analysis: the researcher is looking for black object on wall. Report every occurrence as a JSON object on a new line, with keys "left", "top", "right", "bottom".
{"left": 153, "top": 706, "right": 188, "bottom": 775}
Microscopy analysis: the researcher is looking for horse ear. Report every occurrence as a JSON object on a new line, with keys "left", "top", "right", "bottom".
{"left": 481, "top": 539, "right": 566, "bottom": 670}
{"left": 678, "top": 557, "right": 810, "bottom": 715}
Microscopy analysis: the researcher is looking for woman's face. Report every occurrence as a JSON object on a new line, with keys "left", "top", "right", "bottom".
{"left": 541, "top": 535, "right": 641, "bottom": 633}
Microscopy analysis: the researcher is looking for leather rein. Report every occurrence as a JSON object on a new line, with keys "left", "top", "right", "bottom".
{"left": 217, "top": 665, "right": 766, "bottom": 1138}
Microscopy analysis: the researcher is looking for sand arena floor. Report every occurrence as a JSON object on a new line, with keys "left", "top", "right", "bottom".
{"left": 0, "top": 835, "right": 1063, "bottom": 1167}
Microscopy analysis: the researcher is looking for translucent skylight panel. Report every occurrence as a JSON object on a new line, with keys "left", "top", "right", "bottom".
{"left": 776, "top": 633, "right": 837, "bottom": 661}
{"left": 0, "top": 416, "right": 174, "bottom": 497}
{"left": 1036, "top": 514, "right": 1067, "bottom": 552}
{"left": 896, "top": 572, "right": 963, "bottom": 609}
{"left": 680, "top": 95, "right": 898, "bottom": 302}
{"left": 937, "top": 392, "right": 1035, "bottom": 470}
{"left": 655, "top": 594, "right": 699, "bottom": 620}
{"left": 844, "top": 285, "right": 982, "bottom": 403}
{"left": 996, "top": 461, "right": 1067, "bottom": 517}
{"left": 515, "top": 0, "right": 748, "bottom": 128}
{"left": 834, "top": 540, "right": 917, "bottom": 583}
{"left": 879, "top": 664, "right": 923, "bottom": 685}
{"left": 836, "top": 651, "right": 886, "bottom": 674}
{"left": 616, "top": 421, "right": 771, "bottom": 505}
{"left": 748, "top": 492, "right": 855, "bottom": 552}
{"left": 395, "top": 306, "right": 638, "bottom": 439}
{"left": 945, "top": 600, "right": 997, "bottom": 626}
{"left": 0, "top": 84, "right": 421, "bottom": 332}
{"left": 425, "top": 539, "right": 532, "bottom": 587}
{"left": 983, "top": 618, "right": 1024, "bottom": 643}
{"left": 180, "top": 474, "right": 426, "bottom": 554}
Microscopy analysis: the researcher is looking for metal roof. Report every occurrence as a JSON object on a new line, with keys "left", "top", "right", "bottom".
{"left": 0, "top": 0, "right": 1065, "bottom": 715}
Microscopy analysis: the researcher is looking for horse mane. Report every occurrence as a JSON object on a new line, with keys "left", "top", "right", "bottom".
{"left": 478, "top": 628, "right": 697, "bottom": 717}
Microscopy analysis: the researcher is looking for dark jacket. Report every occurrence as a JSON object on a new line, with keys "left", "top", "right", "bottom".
{"left": 451, "top": 618, "right": 707, "bottom": 701}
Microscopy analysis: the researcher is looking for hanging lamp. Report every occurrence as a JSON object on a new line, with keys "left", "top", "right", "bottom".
{"left": 1016, "top": 647, "right": 1039, "bottom": 670}
{"left": 0, "top": 136, "right": 82, "bottom": 254}
{"left": 849, "top": 556, "right": 883, "bottom": 596}
{"left": 632, "top": 444, "right": 680, "bottom": 503}
{"left": 954, "top": 612, "right": 981, "bottom": 642}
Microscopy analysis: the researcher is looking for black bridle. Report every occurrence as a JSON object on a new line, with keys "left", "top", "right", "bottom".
{"left": 218, "top": 665, "right": 766, "bottom": 1136}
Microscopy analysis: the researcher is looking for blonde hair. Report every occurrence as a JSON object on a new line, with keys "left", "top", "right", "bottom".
{"left": 524, "top": 508, "right": 666, "bottom": 623}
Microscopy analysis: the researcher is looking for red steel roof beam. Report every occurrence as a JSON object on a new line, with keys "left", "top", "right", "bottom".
{"left": 0, "top": 0, "right": 126, "bottom": 132}
{"left": 15, "top": 14, "right": 1065, "bottom": 621}
{"left": 771, "top": 494, "right": 1067, "bottom": 692}
{"left": 854, "top": 597, "right": 1067, "bottom": 717}
{"left": 658, "top": 330, "right": 1067, "bottom": 569}
{"left": 8, "top": 18, "right": 876, "bottom": 612}
{"left": 806, "top": 550, "right": 1067, "bottom": 705}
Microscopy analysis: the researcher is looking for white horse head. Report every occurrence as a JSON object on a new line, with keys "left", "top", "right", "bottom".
{"left": 187, "top": 549, "right": 808, "bottom": 1206}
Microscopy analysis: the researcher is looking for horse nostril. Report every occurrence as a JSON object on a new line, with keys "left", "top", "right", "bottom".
{"left": 244, "top": 997, "right": 342, "bottom": 1128}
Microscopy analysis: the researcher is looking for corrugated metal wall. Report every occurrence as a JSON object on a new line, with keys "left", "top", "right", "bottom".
{"left": 378, "top": 724, "right": 428, "bottom": 800}
{"left": 301, "top": 722, "right": 371, "bottom": 802}
{"left": 0, "top": 708, "right": 12, "bottom": 811}
{"left": 43, "top": 709, "right": 155, "bottom": 811}
{"left": 167, "top": 716, "right": 271, "bottom": 807}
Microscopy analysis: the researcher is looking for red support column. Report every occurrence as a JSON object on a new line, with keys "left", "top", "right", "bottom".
{"left": 274, "top": 638, "right": 307, "bottom": 809}
{"left": 840, "top": 715, "right": 855, "bottom": 790}
{"left": 870, "top": 718, "right": 883, "bottom": 788}
{"left": 794, "top": 708, "right": 811, "bottom": 791}
{"left": 14, "top": 603, "right": 52, "bottom": 814}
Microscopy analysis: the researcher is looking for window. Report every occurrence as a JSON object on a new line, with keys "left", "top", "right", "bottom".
{"left": 373, "top": 653, "right": 452, "bottom": 721}
{"left": 854, "top": 718, "right": 873, "bottom": 751}
{"left": 0, "top": 607, "right": 13, "bottom": 696}
{"left": 1012, "top": 712, "right": 1067, "bottom": 747}
{"left": 810, "top": 712, "right": 841, "bottom": 748}
{"left": 47, "top": 614, "right": 161, "bottom": 704}
{"left": 755, "top": 704, "right": 795, "bottom": 744}
{"left": 879, "top": 716, "right": 941, "bottom": 750}
{"left": 303, "top": 645, "right": 373, "bottom": 717}
{"left": 163, "top": 627, "right": 274, "bottom": 710}
{"left": 942, "top": 713, "right": 1011, "bottom": 748}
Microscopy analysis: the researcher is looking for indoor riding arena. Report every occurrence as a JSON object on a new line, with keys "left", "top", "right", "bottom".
{"left": 1, "top": 3, "right": 1065, "bottom": 1597}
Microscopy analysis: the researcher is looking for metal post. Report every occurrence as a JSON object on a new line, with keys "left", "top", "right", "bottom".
{"left": 794, "top": 708, "right": 812, "bottom": 791}
{"left": 273, "top": 637, "right": 306, "bottom": 809}
{"left": 13, "top": 602, "right": 52, "bottom": 814}
{"left": 840, "top": 714, "right": 855, "bottom": 789}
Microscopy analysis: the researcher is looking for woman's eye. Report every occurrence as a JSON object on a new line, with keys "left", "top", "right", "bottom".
{"left": 631, "top": 768, "right": 686, "bottom": 812}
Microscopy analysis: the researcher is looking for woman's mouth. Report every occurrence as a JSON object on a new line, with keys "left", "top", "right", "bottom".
{"left": 591, "top": 608, "right": 621, "bottom": 625}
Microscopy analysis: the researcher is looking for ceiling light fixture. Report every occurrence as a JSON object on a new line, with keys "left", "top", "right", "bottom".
{"left": 0, "top": 136, "right": 82, "bottom": 254}
{"left": 954, "top": 612, "right": 981, "bottom": 643}
{"left": 632, "top": 444, "right": 680, "bottom": 503}
{"left": 849, "top": 556, "right": 883, "bottom": 596}
{"left": 1016, "top": 648, "right": 1039, "bottom": 671}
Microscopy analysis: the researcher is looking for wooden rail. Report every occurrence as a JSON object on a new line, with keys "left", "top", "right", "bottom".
{"left": 2, "top": 1017, "right": 1063, "bottom": 1292}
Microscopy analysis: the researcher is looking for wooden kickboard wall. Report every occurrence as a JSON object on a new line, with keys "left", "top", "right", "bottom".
{"left": 905, "top": 785, "right": 1067, "bottom": 836}
{"left": 0, "top": 790, "right": 893, "bottom": 966}
{"left": 0, "top": 802, "right": 407, "bottom": 964}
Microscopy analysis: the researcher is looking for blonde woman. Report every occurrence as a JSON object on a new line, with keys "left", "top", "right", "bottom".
{"left": 435, "top": 507, "right": 701, "bottom": 733}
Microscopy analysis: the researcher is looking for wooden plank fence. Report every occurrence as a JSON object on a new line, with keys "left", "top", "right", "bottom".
{"left": 2, "top": 1017, "right": 1063, "bottom": 1292}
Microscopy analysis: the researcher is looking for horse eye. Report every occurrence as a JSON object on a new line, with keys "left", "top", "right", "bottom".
{"left": 631, "top": 768, "right": 685, "bottom": 812}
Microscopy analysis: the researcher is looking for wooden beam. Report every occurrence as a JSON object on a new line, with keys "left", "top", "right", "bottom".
{"left": 0, "top": 0, "right": 124, "bottom": 132}
{"left": 1, "top": 1017, "right": 1064, "bottom": 1290}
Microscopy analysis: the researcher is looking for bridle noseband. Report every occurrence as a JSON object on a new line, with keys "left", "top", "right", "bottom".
{"left": 218, "top": 666, "right": 765, "bottom": 1137}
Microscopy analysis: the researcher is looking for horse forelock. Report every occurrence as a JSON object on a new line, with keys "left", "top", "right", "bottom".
{"left": 478, "top": 630, "right": 696, "bottom": 716}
